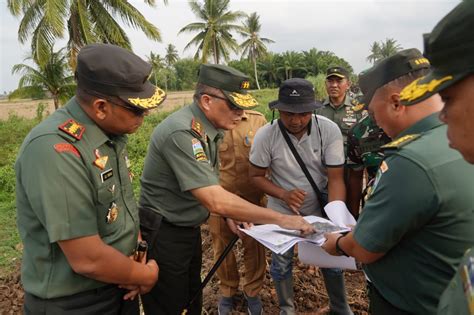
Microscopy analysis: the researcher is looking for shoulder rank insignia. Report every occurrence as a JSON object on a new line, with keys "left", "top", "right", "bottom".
{"left": 191, "top": 118, "right": 205, "bottom": 138}
{"left": 54, "top": 143, "right": 80, "bottom": 158}
{"left": 58, "top": 119, "right": 85, "bottom": 140}
{"left": 93, "top": 149, "right": 109, "bottom": 170}
{"left": 381, "top": 134, "right": 420, "bottom": 150}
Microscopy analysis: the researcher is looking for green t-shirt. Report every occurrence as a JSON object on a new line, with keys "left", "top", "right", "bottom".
{"left": 438, "top": 246, "right": 474, "bottom": 315}
{"left": 354, "top": 113, "right": 474, "bottom": 314}
{"left": 139, "top": 102, "right": 223, "bottom": 227}
{"left": 15, "top": 98, "right": 138, "bottom": 298}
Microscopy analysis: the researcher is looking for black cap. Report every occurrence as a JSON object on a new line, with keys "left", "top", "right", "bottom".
{"left": 76, "top": 43, "right": 166, "bottom": 110}
{"left": 269, "top": 78, "right": 322, "bottom": 113}
{"left": 198, "top": 64, "right": 258, "bottom": 109}
{"left": 359, "top": 48, "right": 430, "bottom": 106}
{"left": 326, "top": 66, "right": 350, "bottom": 79}
{"left": 400, "top": 1, "right": 474, "bottom": 105}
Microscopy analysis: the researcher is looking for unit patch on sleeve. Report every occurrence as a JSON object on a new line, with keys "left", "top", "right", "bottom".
{"left": 58, "top": 119, "right": 85, "bottom": 140}
{"left": 54, "top": 143, "right": 80, "bottom": 158}
{"left": 192, "top": 138, "right": 208, "bottom": 162}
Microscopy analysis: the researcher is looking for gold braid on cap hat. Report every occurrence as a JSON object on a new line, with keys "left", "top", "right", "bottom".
{"left": 128, "top": 87, "right": 166, "bottom": 109}
{"left": 228, "top": 92, "right": 258, "bottom": 108}
{"left": 399, "top": 75, "right": 452, "bottom": 102}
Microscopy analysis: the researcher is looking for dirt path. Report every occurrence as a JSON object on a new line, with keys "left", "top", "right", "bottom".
{"left": 0, "top": 91, "right": 195, "bottom": 120}
{"left": 0, "top": 225, "right": 368, "bottom": 314}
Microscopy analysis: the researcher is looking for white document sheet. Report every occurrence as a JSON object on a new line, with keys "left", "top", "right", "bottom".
{"left": 298, "top": 242, "right": 357, "bottom": 270}
{"left": 324, "top": 200, "right": 357, "bottom": 227}
{"left": 240, "top": 215, "right": 349, "bottom": 255}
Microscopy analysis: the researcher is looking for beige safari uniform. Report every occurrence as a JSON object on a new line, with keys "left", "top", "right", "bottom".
{"left": 208, "top": 110, "right": 267, "bottom": 298}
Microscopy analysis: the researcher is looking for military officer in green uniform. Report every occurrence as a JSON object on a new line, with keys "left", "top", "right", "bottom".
{"left": 15, "top": 44, "right": 164, "bottom": 314}
{"left": 321, "top": 49, "right": 474, "bottom": 314}
{"left": 346, "top": 96, "right": 391, "bottom": 217}
{"left": 399, "top": 2, "right": 474, "bottom": 314}
{"left": 316, "top": 66, "right": 364, "bottom": 151}
{"left": 138, "top": 64, "right": 314, "bottom": 315}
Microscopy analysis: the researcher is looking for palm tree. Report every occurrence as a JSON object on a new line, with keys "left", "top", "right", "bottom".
{"left": 179, "top": 0, "right": 245, "bottom": 64}
{"left": 239, "top": 12, "right": 274, "bottom": 90}
{"left": 165, "top": 44, "right": 179, "bottom": 67}
{"left": 148, "top": 52, "right": 167, "bottom": 90}
{"left": 280, "top": 51, "right": 305, "bottom": 80}
{"left": 379, "top": 38, "right": 402, "bottom": 58}
{"left": 11, "top": 48, "right": 75, "bottom": 110}
{"left": 7, "top": 0, "right": 163, "bottom": 67}
{"left": 303, "top": 48, "right": 320, "bottom": 76}
{"left": 367, "top": 42, "right": 381, "bottom": 64}
{"left": 258, "top": 53, "right": 280, "bottom": 88}
{"left": 367, "top": 38, "right": 402, "bottom": 64}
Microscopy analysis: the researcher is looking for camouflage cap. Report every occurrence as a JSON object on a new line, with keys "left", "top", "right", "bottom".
{"left": 359, "top": 48, "right": 430, "bottom": 106}
{"left": 326, "top": 66, "right": 350, "bottom": 79}
{"left": 198, "top": 64, "right": 258, "bottom": 109}
{"left": 400, "top": 1, "right": 474, "bottom": 105}
{"left": 76, "top": 43, "right": 166, "bottom": 110}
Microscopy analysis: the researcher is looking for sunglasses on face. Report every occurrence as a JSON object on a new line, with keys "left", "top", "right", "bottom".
{"left": 83, "top": 89, "right": 149, "bottom": 116}
{"left": 201, "top": 93, "right": 241, "bottom": 111}
{"left": 107, "top": 99, "right": 149, "bottom": 117}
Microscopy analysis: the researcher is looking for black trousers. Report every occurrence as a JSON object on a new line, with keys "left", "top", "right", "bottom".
{"left": 367, "top": 281, "right": 413, "bottom": 315}
{"left": 140, "top": 208, "right": 202, "bottom": 315}
{"left": 24, "top": 284, "right": 138, "bottom": 315}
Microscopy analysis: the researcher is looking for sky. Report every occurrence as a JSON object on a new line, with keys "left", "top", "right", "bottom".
{"left": 0, "top": 0, "right": 460, "bottom": 93}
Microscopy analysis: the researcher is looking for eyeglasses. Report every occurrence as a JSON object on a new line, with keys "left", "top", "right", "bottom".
{"left": 107, "top": 99, "right": 149, "bottom": 117}
{"left": 201, "top": 93, "right": 241, "bottom": 111}
{"left": 82, "top": 89, "right": 149, "bottom": 117}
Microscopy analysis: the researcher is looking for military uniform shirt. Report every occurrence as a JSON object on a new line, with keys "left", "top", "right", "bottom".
{"left": 139, "top": 102, "right": 223, "bottom": 227}
{"left": 15, "top": 98, "right": 138, "bottom": 299}
{"left": 353, "top": 113, "right": 474, "bottom": 314}
{"left": 249, "top": 115, "right": 344, "bottom": 216}
{"left": 315, "top": 95, "right": 363, "bottom": 148}
{"left": 438, "top": 246, "right": 474, "bottom": 315}
{"left": 219, "top": 110, "right": 267, "bottom": 204}
{"left": 346, "top": 115, "right": 391, "bottom": 179}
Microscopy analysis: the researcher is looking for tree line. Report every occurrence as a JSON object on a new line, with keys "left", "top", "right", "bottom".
{"left": 6, "top": 0, "right": 402, "bottom": 109}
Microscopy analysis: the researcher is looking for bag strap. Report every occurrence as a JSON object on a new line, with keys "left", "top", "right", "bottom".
{"left": 277, "top": 119, "right": 328, "bottom": 217}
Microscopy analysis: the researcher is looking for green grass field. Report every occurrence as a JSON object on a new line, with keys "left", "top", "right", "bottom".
{"left": 0, "top": 89, "right": 278, "bottom": 276}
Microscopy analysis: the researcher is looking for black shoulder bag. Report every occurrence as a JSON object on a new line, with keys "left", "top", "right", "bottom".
{"left": 277, "top": 118, "right": 328, "bottom": 218}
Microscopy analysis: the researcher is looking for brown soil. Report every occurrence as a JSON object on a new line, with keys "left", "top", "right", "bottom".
{"left": 0, "top": 224, "right": 368, "bottom": 314}
{"left": 0, "top": 91, "right": 195, "bottom": 120}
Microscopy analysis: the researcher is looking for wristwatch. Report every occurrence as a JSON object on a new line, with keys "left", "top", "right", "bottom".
{"left": 335, "top": 234, "right": 349, "bottom": 257}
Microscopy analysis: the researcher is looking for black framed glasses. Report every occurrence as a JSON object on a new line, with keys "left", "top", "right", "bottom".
{"left": 83, "top": 89, "right": 148, "bottom": 116}
{"left": 201, "top": 93, "right": 241, "bottom": 111}
{"left": 107, "top": 99, "right": 149, "bottom": 117}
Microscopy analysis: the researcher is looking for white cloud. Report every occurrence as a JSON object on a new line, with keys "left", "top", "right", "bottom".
{"left": 0, "top": 0, "right": 459, "bottom": 93}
